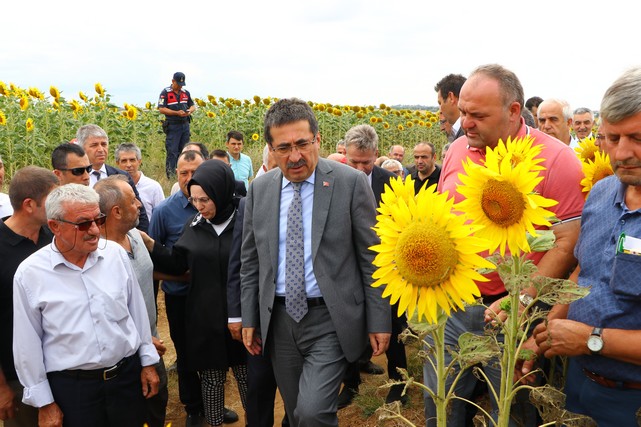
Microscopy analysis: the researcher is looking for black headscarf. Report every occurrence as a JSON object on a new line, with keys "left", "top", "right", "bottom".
{"left": 187, "top": 160, "right": 236, "bottom": 225}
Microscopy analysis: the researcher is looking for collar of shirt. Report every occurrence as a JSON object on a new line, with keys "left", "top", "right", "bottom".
{"left": 49, "top": 237, "right": 104, "bottom": 271}
{"left": 205, "top": 211, "right": 235, "bottom": 235}
{"left": 452, "top": 117, "right": 462, "bottom": 134}
{"left": 281, "top": 170, "right": 316, "bottom": 190}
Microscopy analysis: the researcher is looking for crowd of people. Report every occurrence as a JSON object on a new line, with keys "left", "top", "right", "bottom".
{"left": 0, "top": 65, "right": 640, "bottom": 427}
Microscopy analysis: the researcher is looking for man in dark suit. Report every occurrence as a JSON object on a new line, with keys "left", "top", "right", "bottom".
{"left": 240, "top": 98, "right": 391, "bottom": 427}
{"left": 75, "top": 124, "right": 149, "bottom": 232}
{"left": 341, "top": 124, "right": 408, "bottom": 407}
{"left": 435, "top": 73, "right": 467, "bottom": 142}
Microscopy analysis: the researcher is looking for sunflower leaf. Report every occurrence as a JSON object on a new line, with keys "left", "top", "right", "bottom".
{"left": 527, "top": 229, "right": 556, "bottom": 252}
{"left": 531, "top": 276, "right": 591, "bottom": 305}
{"left": 453, "top": 332, "right": 501, "bottom": 369}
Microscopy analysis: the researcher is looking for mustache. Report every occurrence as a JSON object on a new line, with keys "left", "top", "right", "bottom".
{"left": 614, "top": 160, "right": 641, "bottom": 168}
{"left": 287, "top": 159, "right": 306, "bottom": 169}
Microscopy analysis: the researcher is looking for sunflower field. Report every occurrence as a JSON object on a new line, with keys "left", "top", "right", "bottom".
{"left": 0, "top": 81, "right": 446, "bottom": 186}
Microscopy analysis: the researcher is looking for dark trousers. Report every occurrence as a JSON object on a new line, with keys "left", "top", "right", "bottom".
{"left": 565, "top": 358, "right": 641, "bottom": 426}
{"left": 47, "top": 356, "right": 146, "bottom": 427}
{"left": 165, "top": 122, "right": 190, "bottom": 178}
{"left": 145, "top": 358, "right": 169, "bottom": 427}
{"left": 343, "top": 304, "right": 407, "bottom": 388}
{"left": 165, "top": 293, "right": 202, "bottom": 415}
{"left": 246, "top": 352, "right": 290, "bottom": 427}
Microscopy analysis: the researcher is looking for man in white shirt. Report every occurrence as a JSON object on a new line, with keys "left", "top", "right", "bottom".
{"left": 12, "top": 183, "right": 159, "bottom": 427}
{"left": 114, "top": 143, "right": 165, "bottom": 219}
{"left": 0, "top": 155, "right": 13, "bottom": 218}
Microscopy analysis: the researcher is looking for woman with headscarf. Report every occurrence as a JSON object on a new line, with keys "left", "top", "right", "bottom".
{"left": 142, "top": 160, "right": 247, "bottom": 427}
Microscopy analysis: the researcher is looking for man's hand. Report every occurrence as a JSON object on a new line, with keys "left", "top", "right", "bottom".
{"left": 369, "top": 333, "right": 391, "bottom": 356}
{"left": 533, "top": 319, "right": 591, "bottom": 358}
{"left": 152, "top": 336, "right": 166, "bottom": 358}
{"left": 514, "top": 335, "right": 541, "bottom": 384}
{"left": 0, "top": 381, "right": 15, "bottom": 420}
{"left": 242, "top": 327, "right": 262, "bottom": 356}
{"left": 38, "top": 402, "right": 63, "bottom": 427}
{"left": 228, "top": 322, "right": 242, "bottom": 342}
{"left": 140, "top": 365, "right": 160, "bottom": 399}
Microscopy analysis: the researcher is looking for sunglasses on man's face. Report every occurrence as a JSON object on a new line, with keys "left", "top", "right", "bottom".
{"left": 58, "top": 165, "right": 93, "bottom": 176}
{"left": 55, "top": 213, "right": 107, "bottom": 231}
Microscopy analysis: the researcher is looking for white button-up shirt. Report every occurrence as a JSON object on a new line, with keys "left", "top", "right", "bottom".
{"left": 13, "top": 239, "right": 158, "bottom": 408}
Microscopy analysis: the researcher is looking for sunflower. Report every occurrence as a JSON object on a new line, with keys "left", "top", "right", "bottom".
{"left": 207, "top": 111, "right": 216, "bottom": 118}
{"left": 0, "top": 81, "right": 7, "bottom": 96}
{"left": 25, "top": 118, "right": 34, "bottom": 132}
{"left": 70, "top": 100, "right": 82, "bottom": 113}
{"left": 456, "top": 152, "right": 558, "bottom": 256}
{"left": 252, "top": 133, "right": 259, "bottom": 141}
{"left": 574, "top": 136, "right": 599, "bottom": 162}
{"left": 485, "top": 135, "right": 544, "bottom": 171}
{"left": 398, "top": 124, "right": 404, "bottom": 131}
{"left": 95, "top": 83, "right": 105, "bottom": 97}
{"left": 371, "top": 177, "right": 494, "bottom": 323}
{"left": 370, "top": 116, "right": 377, "bottom": 124}
{"left": 79, "top": 91, "right": 88, "bottom": 102}
{"left": 19, "top": 96, "right": 28, "bottom": 111}
{"left": 581, "top": 150, "right": 614, "bottom": 197}
{"left": 383, "top": 122, "right": 390, "bottom": 129}
{"left": 125, "top": 106, "right": 137, "bottom": 120}
{"left": 0, "top": 110, "right": 6, "bottom": 126}
{"left": 49, "top": 86, "right": 60, "bottom": 100}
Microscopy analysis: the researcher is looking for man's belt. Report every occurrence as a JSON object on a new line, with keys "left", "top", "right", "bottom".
{"left": 583, "top": 368, "right": 641, "bottom": 390}
{"left": 58, "top": 355, "right": 135, "bottom": 381}
{"left": 274, "top": 295, "right": 325, "bottom": 307}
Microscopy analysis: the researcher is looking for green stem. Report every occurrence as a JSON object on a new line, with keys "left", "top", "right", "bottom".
{"left": 433, "top": 311, "right": 448, "bottom": 427}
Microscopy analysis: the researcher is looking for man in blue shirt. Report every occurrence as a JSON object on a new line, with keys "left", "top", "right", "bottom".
{"left": 533, "top": 67, "right": 641, "bottom": 426}
{"left": 226, "top": 130, "right": 254, "bottom": 190}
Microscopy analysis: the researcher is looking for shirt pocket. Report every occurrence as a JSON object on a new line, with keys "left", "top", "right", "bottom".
{"left": 610, "top": 252, "right": 641, "bottom": 300}
{"left": 101, "top": 291, "right": 129, "bottom": 322}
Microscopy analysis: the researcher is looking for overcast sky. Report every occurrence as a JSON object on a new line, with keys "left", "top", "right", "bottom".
{"left": 3, "top": 0, "right": 636, "bottom": 112}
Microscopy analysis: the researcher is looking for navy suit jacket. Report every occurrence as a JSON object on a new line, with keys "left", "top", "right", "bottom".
{"left": 105, "top": 164, "right": 149, "bottom": 233}
{"left": 370, "top": 165, "right": 396, "bottom": 206}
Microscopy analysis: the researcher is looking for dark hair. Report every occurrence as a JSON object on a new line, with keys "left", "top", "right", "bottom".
{"left": 210, "top": 149, "right": 228, "bottom": 159}
{"left": 183, "top": 142, "right": 210, "bottom": 159}
{"left": 178, "top": 150, "right": 205, "bottom": 163}
{"left": 434, "top": 74, "right": 467, "bottom": 99}
{"left": 9, "top": 166, "right": 59, "bottom": 211}
{"left": 470, "top": 64, "right": 524, "bottom": 109}
{"left": 226, "top": 130, "right": 244, "bottom": 143}
{"left": 264, "top": 98, "right": 318, "bottom": 144}
{"left": 51, "top": 143, "right": 87, "bottom": 169}
{"left": 525, "top": 96, "right": 544, "bottom": 110}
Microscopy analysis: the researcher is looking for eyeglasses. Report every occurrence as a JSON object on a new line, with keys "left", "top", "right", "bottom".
{"left": 272, "top": 137, "right": 316, "bottom": 157}
{"left": 188, "top": 196, "right": 211, "bottom": 205}
{"left": 57, "top": 165, "right": 93, "bottom": 176}
{"left": 55, "top": 213, "right": 107, "bottom": 231}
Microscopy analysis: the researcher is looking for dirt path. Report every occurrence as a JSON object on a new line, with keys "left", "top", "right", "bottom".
{"left": 157, "top": 292, "right": 425, "bottom": 427}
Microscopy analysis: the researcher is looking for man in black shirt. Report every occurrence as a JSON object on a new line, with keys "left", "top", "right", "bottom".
{"left": 0, "top": 166, "right": 58, "bottom": 425}
{"left": 410, "top": 142, "right": 441, "bottom": 194}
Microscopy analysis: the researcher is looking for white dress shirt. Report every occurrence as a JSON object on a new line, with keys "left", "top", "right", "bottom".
{"left": 135, "top": 171, "right": 165, "bottom": 219}
{"left": 0, "top": 192, "right": 12, "bottom": 218}
{"left": 13, "top": 239, "right": 158, "bottom": 408}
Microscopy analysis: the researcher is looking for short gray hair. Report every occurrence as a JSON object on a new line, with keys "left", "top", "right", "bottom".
{"left": 115, "top": 143, "right": 142, "bottom": 162}
{"left": 381, "top": 159, "right": 403, "bottom": 171}
{"left": 76, "top": 124, "right": 108, "bottom": 147}
{"left": 540, "top": 98, "right": 572, "bottom": 120}
{"left": 573, "top": 107, "right": 594, "bottom": 119}
{"left": 601, "top": 67, "right": 641, "bottom": 124}
{"left": 46, "top": 184, "right": 99, "bottom": 220}
{"left": 94, "top": 175, "right": 128, "bottom": 215}
{"left": 344, "top": 124, "right": 378, "bottom": 152}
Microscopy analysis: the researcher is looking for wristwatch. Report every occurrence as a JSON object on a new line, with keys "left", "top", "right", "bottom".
{"left": 519, "top": 293, "right": 534, "bottom": 308}
{"left": 587, "top": 327, "right": 604, "bottom": 355}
